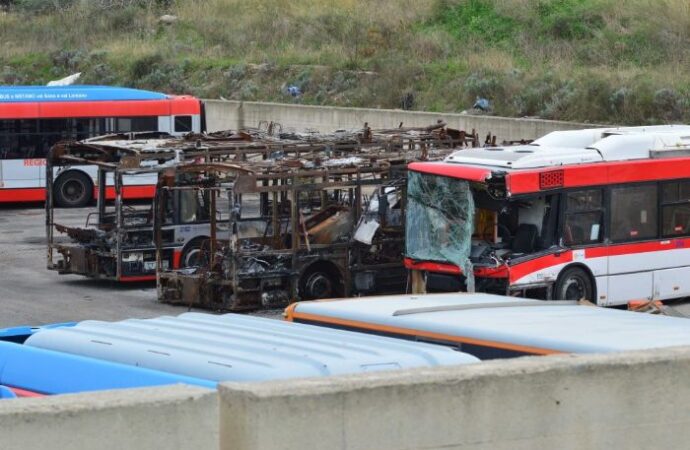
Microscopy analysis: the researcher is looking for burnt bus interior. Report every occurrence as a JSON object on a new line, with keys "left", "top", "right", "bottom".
{"left": 47, "top": 123, "right": 480, "bottom": 283}
{"left": 155, "top": 123, "right": 489, "bottom": 310}
{"left": 156, "top": 161, "right": 410, "bottom": 311}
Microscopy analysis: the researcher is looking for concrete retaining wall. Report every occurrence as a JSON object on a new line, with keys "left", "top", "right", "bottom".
{"left": 2, "top": 347, "right": 689, "bottom": 449}
{"left": 204, "top": 100, "right": 601, "bottom": 140}
{"left": 0, "top": 385, "right": 218, "bottom": 450}
{"left": 219, "top": 346, "right": 690, "bottom": 450}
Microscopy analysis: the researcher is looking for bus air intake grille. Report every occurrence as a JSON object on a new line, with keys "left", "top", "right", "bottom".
{"left": 539, "top": 170, "right": 564, "bottom": 190}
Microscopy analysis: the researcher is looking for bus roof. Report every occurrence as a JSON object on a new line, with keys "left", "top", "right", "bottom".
{"left": 286, "top": 293, "right": 690, "bottom": 355}
{"left": 441, "top": 125, "right": 690, "bottom": 170}
{"left": 23, "top": 312, "right": 478, "bottom": 382}
{"left": 0, "top": 85, "right": 169, "bottom": 103}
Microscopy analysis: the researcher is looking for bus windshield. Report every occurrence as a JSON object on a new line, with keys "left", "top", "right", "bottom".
{"left": 406, "top": 171, "right": 475, "bottom": 286}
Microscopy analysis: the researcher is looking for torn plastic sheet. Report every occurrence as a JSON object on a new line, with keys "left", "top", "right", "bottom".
{"left": 354, "top": 187, "right": 401, "bottom": 245}
{"left": 354, "top": 220, "right": 380, "bottom": 245}
{"left": 405, "top": 171, "right": 475, "bottom": 292}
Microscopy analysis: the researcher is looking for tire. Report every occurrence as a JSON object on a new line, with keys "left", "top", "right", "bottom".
{"left": 299, "top": 269, "right": 340, "bottom": 300}
{"left": 554, "top": 266, "right": 594, "bottom": 302}
{"left": 180, "top": 238, "right": 208, "bottom": 268}
{"left": 54, "top": 171, "right": 92, "bottom": 208}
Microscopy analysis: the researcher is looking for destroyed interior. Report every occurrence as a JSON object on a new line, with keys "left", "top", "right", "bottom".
{"left": 46, "top": 123, "right": 482, "bottom": 309}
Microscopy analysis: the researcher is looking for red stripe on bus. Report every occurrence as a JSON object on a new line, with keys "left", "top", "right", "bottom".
{"left": 98, "top": 185, "right": 156, "bottom": 200}
{"left": 410, "top": 239, "right": 690, "bottom": 284}
{"left": 0, "top": 102, "right": 40, "bottom": 119}
{"left": 173, "top": 249, "right": 182, "bottom": 270}
{"left": 8, "top": 387, "right": 45, "bottom": 398}
{"left": 0, "top": 99, "right": 200, "bottom": 119}
{"left": 408, "top": 162, "right": 491, "bottom": 182}
{"left": 507, "top": 252, "right": 573, "bottom": 282}
{"left": 585, "top": 238, "right": 690, "bottom": 258}
{"left": 0, "top": 188, "right": 46, "bottom": 202}
{"left": 118, "top": 275, "right": 156, "bottom": 282}
{"left": 508, "top": 158, "right": 690, "bottom": 195}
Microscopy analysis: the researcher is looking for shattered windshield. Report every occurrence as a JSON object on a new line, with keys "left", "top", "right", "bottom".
{"left": 406, "top": 171, "right": 475, "bottom": 290}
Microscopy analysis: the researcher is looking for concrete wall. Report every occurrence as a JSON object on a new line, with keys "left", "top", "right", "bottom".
{"left": 204, "top": 100, "right": 600, "bottom": 140}
{"left": 0, "top": 385, "right": 218, "bottom": 450}
{"left": 219, "top": 346, "right": 690, "bottom": 450}
{"left": 2, "top": 347, "right": 689, "bottom": 450}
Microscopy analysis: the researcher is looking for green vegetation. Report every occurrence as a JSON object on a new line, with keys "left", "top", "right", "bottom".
{"left": 1, "top": 0, "right": 689, "bottom": 124}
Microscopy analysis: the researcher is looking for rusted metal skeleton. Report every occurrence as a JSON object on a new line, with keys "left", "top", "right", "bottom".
{"left": 46, "top": 123, "right": 481, "bottom": 283}
{"left": 154, "top": 124, "right": 482, "bottom": 310}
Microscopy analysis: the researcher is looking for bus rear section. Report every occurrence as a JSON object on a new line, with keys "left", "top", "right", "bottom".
{"left": 0, "top": 85, "right": 202, "bottom": 206}
{"left": 404, "top": 125, "right": 690, "bottom": 306}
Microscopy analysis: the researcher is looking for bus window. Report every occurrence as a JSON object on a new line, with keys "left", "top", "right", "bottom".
{"left": 662, "top": 180, "right": 690, "bottom": 236}
{"left": 610, "top": 185, "right": 657, "bottom": 241}
{"left": 115, "top": 117, "right": 158, "bottom": 133}
{"left": 0, "top": 119, "right": 39, "bottom": 159}
{"left": 174, "top": 116, "right": 193, "bottom": 133}
{"left": 563, "top": 189, "right": 603, "bottom": 246}
{"left": 179, "top": 189, "right": 211, "bottom": 224}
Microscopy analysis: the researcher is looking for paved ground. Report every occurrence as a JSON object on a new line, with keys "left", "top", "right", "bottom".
{"left": 0, "top": 203, "right": 281, "bottom": 327}
{"left": 1, "top": 203, "right": 689, "bottom": 327}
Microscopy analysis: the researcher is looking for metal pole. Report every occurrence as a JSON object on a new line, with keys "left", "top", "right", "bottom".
{"left": 115, "top": 171, "right": 123, "bottom": 280}
{"left": 45, "top": 151, "right": 54, "bottom": 269}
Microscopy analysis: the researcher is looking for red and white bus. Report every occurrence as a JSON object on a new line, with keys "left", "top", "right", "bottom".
{"left": 0, "top": 85, "right": 203, "bottom": 206}
{"left": 404, "top": 125, "right": 690, "bottom": 306}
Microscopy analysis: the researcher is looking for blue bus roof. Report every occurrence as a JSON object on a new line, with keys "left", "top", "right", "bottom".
{"left": 23, "top": 312, "right": 479, "bottom": 382}
{"left": 288, "top": 293, "right": 690, "bottom": 355}
{"left": 0, "top": 85, "right": 168, "bottom": 103}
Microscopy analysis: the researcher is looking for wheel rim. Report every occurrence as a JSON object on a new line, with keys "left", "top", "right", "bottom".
{"left": 183, "top": 248, "right": 204, "bottom": 267}
{"left": 561, "top": 275, "right": 587, "bottom": 300}
{"left": 304, "top": 272, "right": 333, "bottom": 299}
{"left": 62, "top": 179, "right": 85, "bottom": 204}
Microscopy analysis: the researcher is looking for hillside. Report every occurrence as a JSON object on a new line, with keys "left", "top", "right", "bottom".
{"left": 1, "top": 0, "right": 689, "bottom": 124}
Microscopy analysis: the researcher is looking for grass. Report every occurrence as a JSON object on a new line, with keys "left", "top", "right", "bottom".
{"left": 0, "top": 0, "right": 689, "bottom": 124}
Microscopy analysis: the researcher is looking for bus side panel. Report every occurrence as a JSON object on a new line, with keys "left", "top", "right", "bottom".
{"left": 607, "top": 272, "right": 653, "bottom": 304}
{"left": 606, "top": 243, "right": 690, "bottom": 304}
{"left": 653, "top": 266, "right": 690, "bottom": 300}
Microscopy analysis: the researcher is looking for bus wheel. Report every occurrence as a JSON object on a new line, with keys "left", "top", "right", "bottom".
{"left": 299, "top": 264, "right": 342, "bottom": 300}
{"left": 180, "top": 238, "right": 208, "bottom": 268}
{"left": 54, "top": 172, "right": 92, "bottom": 208}
{"left": 555, "top": 267, "right": 594, "bottom": 302}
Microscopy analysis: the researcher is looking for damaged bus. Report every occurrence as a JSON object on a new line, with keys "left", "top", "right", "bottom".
{"left": 1, "top": 85, "right": 202, "bottom": 206}
{"left": 405, "top": 125, "right": 690, "bottom": 306}
{"left": 155, "top": 125, "right": 478, "bottom": 310}
{"left": 45, "top": 127, "right": 334, "bottom": 281}
{"left": 47, "top": 123, "right": 474, "bottom": 283}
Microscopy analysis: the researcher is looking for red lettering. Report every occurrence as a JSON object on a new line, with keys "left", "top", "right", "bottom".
{"left": 23, "top": 159, "right": 46, "bottom": 167}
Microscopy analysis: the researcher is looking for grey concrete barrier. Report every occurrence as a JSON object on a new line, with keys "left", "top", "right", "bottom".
{"left": 204, "top": 100, "right": 603, "bottom": 140}
{"left": 219, "top": 346, "right": 690, "bottom": 450}
{"left": 0, "top": 385, "right": 218, "bottom": 450}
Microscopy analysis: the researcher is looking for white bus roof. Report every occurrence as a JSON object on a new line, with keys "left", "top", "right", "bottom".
{"left": 288, "top": 293, "right": 690, "bottom": 355}
{"left": 24, "top": 312, "right": 478, "bottom": 382}
{"left": 443, "top": 125, "right": 690, "bottom": 169}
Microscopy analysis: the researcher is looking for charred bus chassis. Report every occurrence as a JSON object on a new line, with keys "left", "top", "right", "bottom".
{"left": 46, "top": 123, "right": 480, "bottom": 282}
{"left": 155, "top": 124, "right": 481, "bottom": 310}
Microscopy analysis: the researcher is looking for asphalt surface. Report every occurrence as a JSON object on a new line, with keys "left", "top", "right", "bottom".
{"left": 0, "top": 202, "right": 282, "bottom": 327}
{"left": 1, "top": 203, "right": 689, "bottom": 327}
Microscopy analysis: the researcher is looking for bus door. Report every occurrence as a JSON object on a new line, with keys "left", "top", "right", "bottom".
{"left": 605, "top": 185, "right": 657, "bottom": 304}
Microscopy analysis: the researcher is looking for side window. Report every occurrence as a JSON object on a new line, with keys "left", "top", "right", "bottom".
{"left": 174, "top": 116, "right": 193, "bottom": 133}
{"left": 178, "top": 189, "right": 211, "bottom": 224}
{"left": 610, "top": 184, "right": 658, "bottom": 241}
{"left": 661, "top": 180, "right": 690, "bottom": 236}
{"left": 563, "top": 189, "right": 603, "bottom": 246}
{"left": 115, "top": 117, "right": 158, "bottom": 133}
